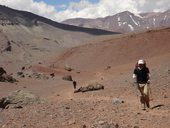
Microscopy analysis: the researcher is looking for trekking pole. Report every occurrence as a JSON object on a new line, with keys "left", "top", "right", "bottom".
{"left": 133, "top": 82, "right": 140, "bottom": 108}
{"left": 148, "top": 83, "right": 153, "bottom": 101}
{"left": 148, "top": 82, "right": 154, "bottom": 109}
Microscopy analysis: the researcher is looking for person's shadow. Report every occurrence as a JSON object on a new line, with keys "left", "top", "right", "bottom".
{"left": 151, "top": 104, "right": 164, "bottom": 109}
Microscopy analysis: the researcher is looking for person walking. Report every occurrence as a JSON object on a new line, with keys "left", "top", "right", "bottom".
{"left": 73, "top": 80, "right": 77, "bottom": 90}
{"left": 133, "top": 59, "right": 151, "bottom": 110}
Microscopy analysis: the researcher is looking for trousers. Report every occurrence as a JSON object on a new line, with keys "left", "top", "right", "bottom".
{"left": 137, "top": 83, "right": 150, "bottom": 108}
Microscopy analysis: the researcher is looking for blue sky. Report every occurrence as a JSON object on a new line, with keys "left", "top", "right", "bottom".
{"left": 0, "top": 0, "right": 170, "bottom": 22}
{"left": 35, "top": 0, "right": 99, "bottom": 10}
{"left": 35, "top": 0, "right": 98, "bottom": 5}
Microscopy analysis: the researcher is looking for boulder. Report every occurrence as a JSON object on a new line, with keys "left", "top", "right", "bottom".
{"left": 64, "top": 65, "right": 73, "bottom": 72}
{"left": 74, "top": 82, "right": 104, "bottom": 93}
{"left": 0, "top": 67, "right": 6, "bottom": 76}
{"left": 0, "top": 90, "right": 44, "bottom": 109}
{"left": 0, "top": 67, "right": 17, "bottom": 83}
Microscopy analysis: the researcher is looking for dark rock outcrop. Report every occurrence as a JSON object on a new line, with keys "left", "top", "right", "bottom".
{"left": 0, "top": 67, "right": 6, "bottom": 76}
{"left": 0, "top": 5, "right": 119, "bottom": 35}
{"left": 62, "top": 75, "right": 73, "bottom": 81}
{"left": 0, "top": 67, "right": 17, "bottom": 83}
{"left": 74, "top": 82, "right": 104, "bottom": 93}
{"left": 17, "top": 71, "right": 50, "bottom": 80}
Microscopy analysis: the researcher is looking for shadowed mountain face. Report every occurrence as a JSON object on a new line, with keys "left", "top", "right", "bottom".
{"left": 0, "top": 5, "right": 119, "bottom": 35}
{"left": 0, "top": 5, "right": 120, "bottom": 72}
{"left": 62, "top": 10, "right": 170, "bottom": 33}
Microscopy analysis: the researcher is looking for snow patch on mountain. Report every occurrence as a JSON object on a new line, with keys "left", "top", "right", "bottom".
{"left": 129, "top": 15, "right": 138, "bottom": 26}
{"left": 118, "top": 17, "right": 120, "bottom": 21}
{"left": 118, "top": 22, "right": 121, "bottom": 26}
{"left": 62, "top": 10, "right": 170, "bottom": 33}
{"left": 128, "top": 24, "right": 134, "bottom": 31}
{"left": 153, "top": 18, "right": 156, "bottom": 26}
{"left": 123, "top": 22, "right": 127, "bottom": 25}
{"left": 164, "top": 15, "right": 167, "bottom": 20}
{"left": 134, "top": 13, "right": 143, "bottom": 19}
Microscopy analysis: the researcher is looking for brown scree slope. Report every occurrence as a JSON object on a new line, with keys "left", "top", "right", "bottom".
{"left": 52, "top": 28, "right": 170, "bottom": 72}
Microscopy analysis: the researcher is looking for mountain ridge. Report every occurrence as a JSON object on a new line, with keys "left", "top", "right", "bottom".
{"left": 0, "top": 5, "right": 120, "bottom": 35}
{"left": 0, "top": 5, "right": 120, "bottom": 72}
{"left": 62, "top": 10, "right": 170, "bottom": 33}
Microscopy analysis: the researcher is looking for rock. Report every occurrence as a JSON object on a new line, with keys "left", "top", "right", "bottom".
{"left": 62, "top": 75, "right": 73, "bottom": 81}
{"left": 68, "top": 119, "right": 76, "bottom": 125}
{"left": 82, "top": 124, "right": 87, "bottom": 128}
{"left": 50, "top": 73, "right": 55, "bottom": 78}
{"left": 0, "top": 67, "right": 6, "bottom": 76}
{"left": 164, "top": 95, "right": 168, "bottom": 98}
{"left": 4, "top": 74, "right": 17, "bottom": 83}
{"left": 105, "top": 66, "right": 111, "bottom": 70}
{"left": 28, "top": 72, "right": 49, "bottom": 80}
{"left": 115, "top": 124, "right": 119, "bottom": 128}
{"left": 0, "top": 67, "right": 17, "bottom": 83}
{"left": 112, "top": 98, "right": 125, "bottom": 105}
{"left": 21, "top": 66, "right": 25, "bottom": 71}
{"left": 17, "top": 70, "right": 50, "bottom": 80}
{"left": 0, "top": 73, "right": 17, "bottom": 83}
{"left": 168, "top": 69, "right": 170, "bottom": 74}
{"left": 64, "top": 65, "right": 73, "bottom": 72}
{"left": 4, "top": 41, "right": 12, "bottom": 52}
{"left": 0, "top": 75, "right": 6, "bottom": 82}
{"left": 0, "top": 97, "right": 6, "bottom": 108}
{"left": 98, "top": 120, "right": 105, "bottom": 125}
{"left": 92, "top": 121, "right": 119, "bottom": 128}
{"left": 0, "top": 90, "right": 44, "bottom": 109}
{"left": 5, "top": 45, "right": 11, "bottom": 51}
{"left": 74, "top": 82, "right": 104, "bottom": 93}
{"left": 65, "top": 106, "right": 70, "bottom": 109}
{"left": 17, "top": 72, "right": 25, "bottom": 78}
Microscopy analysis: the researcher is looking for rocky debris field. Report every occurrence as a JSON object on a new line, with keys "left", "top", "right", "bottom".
{"left": 0, "top": 67, "right": 17, "bottom": 83}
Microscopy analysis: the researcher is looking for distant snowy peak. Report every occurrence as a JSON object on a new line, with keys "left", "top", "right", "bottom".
{"left": 62, "top": 10, "right": 170, "bottom": 33}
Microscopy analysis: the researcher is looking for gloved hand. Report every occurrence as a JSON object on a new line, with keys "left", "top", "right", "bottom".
{"left": 147, "top": 80, "right": 150, "bottom": 84}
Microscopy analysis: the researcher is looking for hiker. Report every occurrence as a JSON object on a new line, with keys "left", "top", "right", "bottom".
{"left": 73, "top": 80, "right": 77, "bottom": 90}
{"left": 133, "top": 59, "right": 151, "bottom": 110}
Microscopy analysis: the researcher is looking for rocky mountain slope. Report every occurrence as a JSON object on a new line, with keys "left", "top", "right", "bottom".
{"left": 0, "top": 27, "right": 170, "bottom": 128}
{"left": 52, "top": 28, "right": 170, "bottom": 72}
{"left": 0, "top": 5, "right": 119, "bottom": 72}
{"left": 0, "top": 5, "right": 170, "bottom": 128}
{"left": 0, "top": 5, "right": 118, "bottom": 35}
{"left": 62, "top": 10, "right": 170, "bottom": 33}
